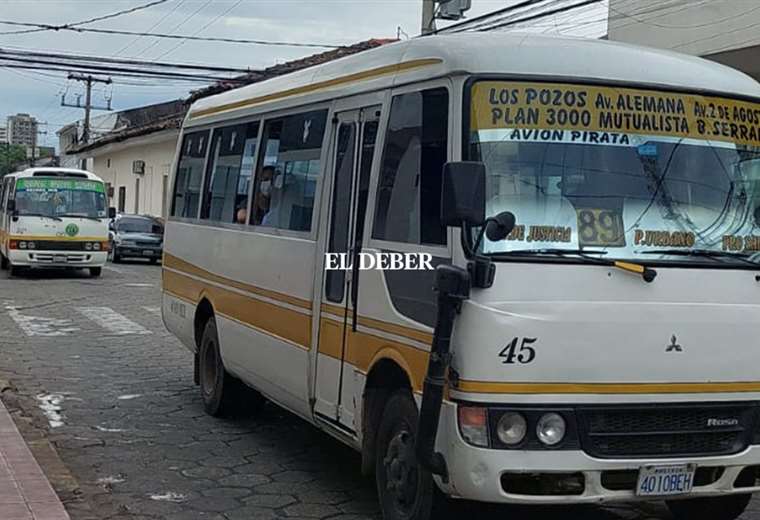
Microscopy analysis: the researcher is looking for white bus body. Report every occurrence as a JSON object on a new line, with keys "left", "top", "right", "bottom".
{"left": 0, "top": 168, "right": 111, "bottom": 277}
{"left": 162, "top": 33, "right": 760, "bottom": 519}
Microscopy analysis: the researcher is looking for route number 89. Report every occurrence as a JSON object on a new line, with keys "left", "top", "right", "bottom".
{"left": 576, "top": 208, "right": 625, "bottom": 247}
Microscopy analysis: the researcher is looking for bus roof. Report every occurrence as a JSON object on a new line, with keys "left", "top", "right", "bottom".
{"left": 6, "top": 168, "right": 103, "bottom": 181}
{"left": 186, "top": 32, "right": 760, "bottom": 126}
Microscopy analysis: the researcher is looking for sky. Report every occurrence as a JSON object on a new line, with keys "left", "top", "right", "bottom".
{"left": 0, "top": 0, "right": 608, "bottom": 148}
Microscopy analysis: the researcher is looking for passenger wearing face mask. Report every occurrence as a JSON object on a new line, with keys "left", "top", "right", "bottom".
{"left": 253, "top": 165, "right": 275, "bottom": 225}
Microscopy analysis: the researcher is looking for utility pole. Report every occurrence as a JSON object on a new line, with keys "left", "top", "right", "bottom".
{"left": 61, "top": 74, "right": 113, "bottom": 144}
{"left": 421, "top": 0, "right": 437, "bottom": 35}
{"left": 29, "top": 123, "right": 48, "bottom": 167}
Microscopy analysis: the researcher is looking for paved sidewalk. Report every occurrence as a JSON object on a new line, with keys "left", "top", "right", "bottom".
{"left": 0, "top": 397, "right": 69, "bottom": 520}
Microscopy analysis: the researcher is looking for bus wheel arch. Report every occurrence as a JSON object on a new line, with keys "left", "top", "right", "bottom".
{"left": 361, "top": 356, "right": 413, "bottom": 477}
{"left": 193, "top": 297, "right": 215, "bottom": 385}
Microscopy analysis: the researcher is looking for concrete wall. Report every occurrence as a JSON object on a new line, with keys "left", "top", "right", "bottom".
{"left": 608, "top": 1, "right": 760, "bottom": 81}
{"left": 608, "top": 1, "right": 757, "bottom": 55}
{"left": 88, "top": 130, "right": 178, "bottom": 219}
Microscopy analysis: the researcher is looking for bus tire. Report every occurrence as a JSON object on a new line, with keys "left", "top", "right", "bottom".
{"left": 198, "top": 318, "right": 256, "bottom": 417}
{"left": 0, "top": 254, "right": 7, "bottom": 270}
{"left": 667, "top": 494, "right": 751, "bottom": 520}
{"left": 8, "top": 265, "right": 20, "bottom": 278}
{"left": 89, "top": 267, "right": 102, "bottom": 277}
{"left": 375, "top": 390, "right": 443, "bottom": 520}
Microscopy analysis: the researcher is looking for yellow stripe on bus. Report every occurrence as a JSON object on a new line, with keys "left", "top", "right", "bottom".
{"left": 189, "top": 58, "right": 443, "bottom": 120}
{"left": 454, "top": 380, "right": 760, "bottom": 395}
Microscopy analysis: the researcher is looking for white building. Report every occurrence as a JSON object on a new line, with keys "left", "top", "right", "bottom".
{"left": 0, "top": 127, "right": 7, "bottom": 143}
{"left": 68, "top": 100, "right": 186, "bottom": 218}
{"left": 608, "top": 0, "right": 760, "bottom": 81}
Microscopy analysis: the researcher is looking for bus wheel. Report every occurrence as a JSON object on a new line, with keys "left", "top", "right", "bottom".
{"left": 89, "top": 267, "right": 102, "bottom": 277}
{"left": 198, "top": 318, "right": 262, "bottom": 416}
{"left": 376, "top": 390, "right": 442, "bottom": 520}
{"left": 7, "top": 265, "right": 20, "bottom": 278}
{"left": 0, "top": 254, "right": 7, "bottom": 270}
{"left": 667, "top": 494, "right": 751, "bottom": 520}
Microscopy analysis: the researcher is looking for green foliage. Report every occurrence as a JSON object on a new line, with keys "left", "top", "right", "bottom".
{"left": 0, "top": 144, "right": 28, "bottom": 176}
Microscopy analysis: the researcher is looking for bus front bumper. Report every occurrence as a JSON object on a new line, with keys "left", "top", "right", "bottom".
{"left": 437, "top": 401, "right": 760, "bottom": 504}
{"left": 8, "top": 249, "right": 107, "bottom": 268}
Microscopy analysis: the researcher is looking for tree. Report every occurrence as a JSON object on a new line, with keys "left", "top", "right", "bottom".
{"left": 0, "top": 144, "right": 28, "bottom": 176}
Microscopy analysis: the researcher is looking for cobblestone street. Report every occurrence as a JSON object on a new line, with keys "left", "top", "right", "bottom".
{"left": 0, "top": 262, "right": 758, "bottom": 520}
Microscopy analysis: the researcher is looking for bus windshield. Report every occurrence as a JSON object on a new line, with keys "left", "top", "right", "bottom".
{"left": 14, "top": 178, "right": 107, "bottom": 219}
{"left": 468, "top": 80, "right": 760, "bottom": 266}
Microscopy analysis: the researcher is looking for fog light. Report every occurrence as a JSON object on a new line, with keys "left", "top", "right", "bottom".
{"left": 497, "top": 412, "right": 527, "bottom": 445}
{"left": 18, "top": 241, "right": 27, "bottom": 249}
{"left": 85, "top": 242, "right": 93, "bottom": 250}
{"left": 536, "top": 413, "right": 566, "bottom": 446}
{"left": 93, "top": 242, "right": 101, "bottom": 251}
{"left": 458, "top": 406, "right": 489, "bottom": 447}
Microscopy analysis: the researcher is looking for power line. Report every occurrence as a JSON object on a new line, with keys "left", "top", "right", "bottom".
{"left": 115, "top": 0, "right": 186, "bottom": 57}
{"left": 464, "top": 0, "right": 604, "bottom": 33}
{"left": 145, "top": 0, "right": 212, "bottom": 59}
{"left": 0, "top": 0, "right": 171, "bottom": 36}
{"left": 0, "top": 62, "right": 241, "bottom": 83}
{"left": 154, "top": 0, "right": 243, "bottom": 61}
{"left": 0, "top": 19, "right": 344, "bottom": 49}
{"left": 0, "top": 47, "right": 252, "bottom": 74}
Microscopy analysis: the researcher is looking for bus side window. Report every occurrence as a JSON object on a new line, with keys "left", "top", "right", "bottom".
{"left": 171, "top": 131, "right": 209, "bottom": 219}
{"left": 250, "top": 110, "right": 327, "bottom": 231}
{"left": 371, "top": 88, "right": 448, "bottom": 245}
{"left": 200, "top": 121, "right": 259, "bottom": 223}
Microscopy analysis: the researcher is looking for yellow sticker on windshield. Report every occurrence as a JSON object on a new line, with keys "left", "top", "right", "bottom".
{"left": 471, "top": 81, "right": 760, "bottom": 147}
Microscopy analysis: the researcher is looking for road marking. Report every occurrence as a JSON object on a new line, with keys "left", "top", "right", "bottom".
{"left": 4, "top": 303, "right": 80, "bottom": 336}
{"left": 77, "top": 307, "right": 151, "bottom": 335}
{"left": 142, "top": 306, "right": 161, "bottom": 315}
{"left": 117, "top": 394, "right": 142, "bottom": 400}
{"left": 36, "top": 393, "right": 65, "bottom": 428}
{"left": 149, "top": 492, "right": 186, "bottom": 503}
{"left": 124, "top": 283, "right": 153, "bottom": 288}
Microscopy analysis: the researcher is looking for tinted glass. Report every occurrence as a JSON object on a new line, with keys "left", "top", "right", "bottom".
{"left": 325, "top": 123, "right": 356, "bottom": 303}
{"left": 372, "top": 88, "right": 448, "bottom": 245}
{"left": 250, "top": 110, "right": 327, "bottom": 231}
{"left": 200, "top": 122, "right": 259, "bottom": 223}
{"left": 172, "top": 131, "right": 209, "bottom": 218}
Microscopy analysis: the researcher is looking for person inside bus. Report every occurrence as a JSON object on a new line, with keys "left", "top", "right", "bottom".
{"left": 252, "top": 165, "right": 274, "bottom": 225}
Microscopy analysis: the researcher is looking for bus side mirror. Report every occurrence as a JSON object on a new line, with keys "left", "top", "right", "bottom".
{"left": 6, "top": 199, "right": 15, "bottom": 213}
{"left": 108, "top": 207, "right": 117, "bottom": 219}
{"left": 440, "top": 161, "right": 486, "bottom": 227}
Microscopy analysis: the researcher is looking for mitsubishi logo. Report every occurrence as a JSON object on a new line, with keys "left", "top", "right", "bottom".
{"left": 666, "top": 334, "right": 682, "bottom": 352}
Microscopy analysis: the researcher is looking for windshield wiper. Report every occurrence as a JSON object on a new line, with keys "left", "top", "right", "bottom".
{"left": 638, "top": 248, "right": 760, "bottom": 267}
{"left": 58, "top": 214, "right": 103, "bottom": 222}
{"left": 19, "top": 213, "right": 62, "bottom": 222}
{"left": 491, "top": 248, "right": 657, "bottom": 282}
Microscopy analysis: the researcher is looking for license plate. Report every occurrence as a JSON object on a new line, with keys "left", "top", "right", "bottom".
{"left": 54, "top": 255, "right": 66, "bottom": 263}
{"left": 636, "top": 464, "right": 695, "bottom": 497}
{"left": 142, "top": 250, "right": 154, "bottom": 257}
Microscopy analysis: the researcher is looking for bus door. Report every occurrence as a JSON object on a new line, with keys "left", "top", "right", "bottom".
{"left": 314, "top": 105, "right": 380, "bottom": 431}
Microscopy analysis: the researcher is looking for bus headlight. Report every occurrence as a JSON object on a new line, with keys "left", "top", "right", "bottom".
{"left": 26, "top": 241, "right": 35, "bottom": 249}
{"left": 536, "top": 413, "right": 566, "bottom": 446}
{"left": 85, "top": 242, "right": 93, "bottom": 250}
{"left": 93, "top": 242, "right": 101, "bottom": 251}
{"left": 458, "top": 406, "right": 489, "bottom": 447}
{"left": 18, "top": 241, "right": 27, "bottom": 249}
{"left": 497, "top": 412, "right": 528, "bottom": 445}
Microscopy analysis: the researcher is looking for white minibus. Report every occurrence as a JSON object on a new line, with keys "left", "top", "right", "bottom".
{"left": 0, "top": 168, "right": 114, "bottom": 277}
{"left": 163, "top": 33, "right": 760, "bottom": 520}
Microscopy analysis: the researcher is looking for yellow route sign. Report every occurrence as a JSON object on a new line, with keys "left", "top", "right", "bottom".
{"left": 471, "top": 81, "right": 760, "bottom": 147}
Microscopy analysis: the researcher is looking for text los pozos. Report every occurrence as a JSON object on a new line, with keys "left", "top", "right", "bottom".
{"left": 325, "top": 252, "right": 434, "bottom": 271}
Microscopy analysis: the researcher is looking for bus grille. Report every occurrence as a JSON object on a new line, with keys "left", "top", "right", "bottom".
{"left": 577, "top": 403, "right": 757, "bottom": 458}
{"left": 34, "top": 241, "right": 88, "bottom": 251}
